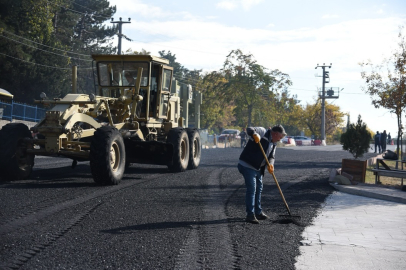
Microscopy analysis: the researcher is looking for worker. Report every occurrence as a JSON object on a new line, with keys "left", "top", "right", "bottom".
{"left": 237, "top": 125, "right": 286, "bottom": 224}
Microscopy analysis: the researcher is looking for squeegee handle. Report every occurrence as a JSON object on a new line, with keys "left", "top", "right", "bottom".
{"left": 257, "top": 142, "right": 292, "bottom": 216}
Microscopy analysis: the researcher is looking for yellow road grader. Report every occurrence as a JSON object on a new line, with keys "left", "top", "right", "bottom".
{"left": 0, "top": 54, "right": 201, "bottom": 185}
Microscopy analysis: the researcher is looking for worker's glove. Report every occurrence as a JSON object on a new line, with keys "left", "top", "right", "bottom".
{"left": 267, "top": 164, "right": 274, "bottom": 174}
{"left": 253, "top": 133, "right": 260, "bottom": 143}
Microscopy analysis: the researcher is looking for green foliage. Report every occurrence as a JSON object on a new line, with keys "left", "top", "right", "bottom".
{"left": 302, "top": 99, "right": 345, "bottom": 139}
{"left": 222, "top": 49, "right": 292, "bottom": 128}
{"left": 0, "top": 0, "right": 117, "bottom": 103}
{"left": 340, "top": 115, "right": 372, "bottom": 159}
{"left": 159, "top": 50, "right": 189, "bottom": 79}
{"left": 360, "top": 26, "right": 406, "bottom": 156}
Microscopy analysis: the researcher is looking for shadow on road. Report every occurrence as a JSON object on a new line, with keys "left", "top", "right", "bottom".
{"left": 101, "top": 218, "right": 243, "bottom": 234}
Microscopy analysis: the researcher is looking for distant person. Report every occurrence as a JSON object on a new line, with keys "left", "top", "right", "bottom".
{"left": 381, "top": 130, "right": 387, "bottom": 153}
{"left": 374, "top": 131, "right": 381, "bottom": 153}
{"left": 238, "top": 125, "right": 286, "bottom": 224}
{"left": 240, "top": 128, "right": 247, "bottom": 148}
{"left": 387, "top": 132, "right": 391, "bottom": 145}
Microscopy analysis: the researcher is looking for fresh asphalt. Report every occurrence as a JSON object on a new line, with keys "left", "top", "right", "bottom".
{"left": 1, "top": 143, "right": 405, "bottom": 269}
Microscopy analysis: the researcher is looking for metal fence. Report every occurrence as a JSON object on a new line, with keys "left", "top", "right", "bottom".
{"left": 0, "top": 100, "right": 47, "bottom": 122}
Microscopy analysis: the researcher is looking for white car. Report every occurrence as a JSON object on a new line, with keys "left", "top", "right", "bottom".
{"left": 281, "top": 136, "right": 295, "bottom": 145}
{"left": 218, "top": 129, "right": 241, "bottom": 143}
{"left": 294, "top": 136, "right": 312, "bottom": 146}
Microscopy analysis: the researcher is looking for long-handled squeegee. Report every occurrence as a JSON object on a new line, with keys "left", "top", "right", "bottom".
{"left": 257, "top": 142, "right": 301, "bottom": 219}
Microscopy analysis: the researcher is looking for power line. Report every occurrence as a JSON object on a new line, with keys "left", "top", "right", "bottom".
{"left": 69, "top": 0, "right": 108, "bottom": 14}
{"left": 47, "top": 1, "right": 112, "bottom": 20}
{"left": 289, "top": 87, "right": 318, "bottom": 92}
{"left": 0, "top": 52, "right": 92, "bottom": 70}
{"left": 129, "top": 38, "right": 226, "bottom": 56}
{"left": 2, "top": 29, "right": 91, "bottom": 57}
{"left": 0, "top": 34, "right": 92, "bottom": 62}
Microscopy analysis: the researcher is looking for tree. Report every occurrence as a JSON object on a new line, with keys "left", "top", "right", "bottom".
{"left": 360, "top": 26, "right": 406, "bottom": 155}
{"left": 272, "top": 88, "right": 304, "bottom": 135}
{"left": 158, "top": 50, "right": 189, "bottom": 79}
{"left": 340, "top": 115, "right": 372, "bottom": 159}
{"left": 125, "top": 48, "right": 151, "bottom": 55}
{"left": 199, "top": 71, "right": 235, "bottom": 133}
{"left": 222, "top": 49, "right": 292, "bottom": 127}
{"left": 302, "top": 99, "right": 345, "bottom": 140}
{"left": 0, "top": 0, "right": 117, "bottom": 103}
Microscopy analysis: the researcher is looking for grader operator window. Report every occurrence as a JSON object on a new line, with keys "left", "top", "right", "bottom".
{"left": 157, "top": 68, "right": 172, "bottom": 118}
{"left": 97, "top": 62, "right": 149, "bottom": 87}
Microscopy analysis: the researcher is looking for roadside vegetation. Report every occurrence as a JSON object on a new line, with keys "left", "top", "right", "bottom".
{"left": 1, "top": 1, "right": 404, "bottom": 143}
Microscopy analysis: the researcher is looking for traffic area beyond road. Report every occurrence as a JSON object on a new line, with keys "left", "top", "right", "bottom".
{"left": 0, "top": 146, "right": 378, "bottom": 269}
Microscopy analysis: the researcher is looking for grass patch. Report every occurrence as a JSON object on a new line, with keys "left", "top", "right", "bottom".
{"left": 365, "top": 160, "right": 405, "bottom": 189}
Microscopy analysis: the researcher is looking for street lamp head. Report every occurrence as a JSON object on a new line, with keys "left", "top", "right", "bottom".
{"left": 128, "top": 18, "right": 131, "bottom": 21}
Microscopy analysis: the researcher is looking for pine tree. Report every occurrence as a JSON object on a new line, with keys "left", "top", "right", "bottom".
{"left": 340, "top": 115, "right": 372, "bottom": 159}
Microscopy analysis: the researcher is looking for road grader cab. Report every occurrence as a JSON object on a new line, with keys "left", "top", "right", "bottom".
{"left": 0, "top": 54, "right": 201, "bottom": 185}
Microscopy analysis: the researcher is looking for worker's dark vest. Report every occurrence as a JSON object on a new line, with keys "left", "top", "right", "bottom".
{"left": 239, "top": 129, "right": 275, "bottom": 173}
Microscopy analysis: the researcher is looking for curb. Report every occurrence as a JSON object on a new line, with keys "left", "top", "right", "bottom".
{"left": 330, "top": 183, "right": 406, "bottom": 204}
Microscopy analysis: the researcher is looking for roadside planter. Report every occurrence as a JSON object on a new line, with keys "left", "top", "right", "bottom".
{"left": 339, "top": 115, "right": 371, "bottom": 183}
{"left": 341, "top": 159, "right": 367, "bottom": 183}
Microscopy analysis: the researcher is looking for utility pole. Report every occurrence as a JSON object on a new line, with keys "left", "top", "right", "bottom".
{"left": 110, "top": 17, "right": 131, "bottom": 55}
{"left": 315, "top": 63, "right": 332, "bottom": 144}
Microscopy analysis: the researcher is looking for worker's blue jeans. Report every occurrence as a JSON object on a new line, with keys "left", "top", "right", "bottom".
{"left": 238, "top": 163, "right": 263, "bottom": 216}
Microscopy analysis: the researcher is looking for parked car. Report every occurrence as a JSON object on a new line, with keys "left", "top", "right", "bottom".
{"left": 281, "top": 136, "right": 295, "bottom": 144}
{"left": 218, "top": 129, "right": 240, "bottom": 143}
{"left": 294, "top": 136, "right": 312, "bottom": 146}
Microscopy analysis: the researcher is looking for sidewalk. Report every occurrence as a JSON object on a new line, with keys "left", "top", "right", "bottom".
{"left": 295, "top": 183, "right": 406, "bottom": 270}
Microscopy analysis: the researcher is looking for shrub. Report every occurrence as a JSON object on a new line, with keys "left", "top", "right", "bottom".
{"left": 340, "top": 115, "right": 372, "bottom": 159}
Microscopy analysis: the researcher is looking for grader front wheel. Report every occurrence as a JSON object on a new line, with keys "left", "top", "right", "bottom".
{"left": 90, "top": 126, "right": 126, "bottom": 185}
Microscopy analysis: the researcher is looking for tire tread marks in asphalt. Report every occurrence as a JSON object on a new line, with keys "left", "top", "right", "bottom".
{"left": 175, "top": 168, "right": 240, "bottom": 269}
{"left": 0, "top": 174, "right": 161, "bottom": 235}
{"left": 0, "top": 202, "right": 102, "bottom": 270}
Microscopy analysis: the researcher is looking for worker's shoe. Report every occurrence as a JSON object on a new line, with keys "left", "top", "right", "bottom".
{"left": 256, "top": 212, "right": 269, "bottom": 220}
{"left": 245, "top": 215, "right": 259, "bottom": 224}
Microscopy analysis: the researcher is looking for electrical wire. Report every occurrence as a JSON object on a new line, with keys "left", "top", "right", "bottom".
{"left": 47, "top": 1, "right": 112, "bottom": 20}
{"left": 0, "top": 35, "right": 92, "bottom": 62}
{"left": 0, "top": 52, "right": 92, "bottom": 70}
{"left": 0, "top": 52, "right": 71, "bottom": 70}
{"left": 129, "top": 38, "right": 226, "bottom": 56}
{"left": 1, "top": 29, "right": 92, "bottom": 57}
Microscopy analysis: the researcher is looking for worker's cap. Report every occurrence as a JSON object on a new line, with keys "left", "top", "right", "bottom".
{"left": 271, "top": 124, "right": 287, "bottom": 136}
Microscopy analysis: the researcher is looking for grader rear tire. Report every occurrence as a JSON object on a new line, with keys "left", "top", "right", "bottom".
{"left": 167, "top": 128, "right": 189, "bottom": 172}
{"left": 90, "top": 126, "right": 125, "bottom": 185}
{"left": 0, "top": 123, "right": 34, "bottom": 180}
{"left": 187, "top": 128, "right": 201, "bottom": 170}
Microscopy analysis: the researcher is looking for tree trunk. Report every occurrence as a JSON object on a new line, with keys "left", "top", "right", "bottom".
{"left": 247, "top": 104, "right": 253, "bottom": 127}
{"left": 396, "top": 112, "right": 402, "bottom": 157}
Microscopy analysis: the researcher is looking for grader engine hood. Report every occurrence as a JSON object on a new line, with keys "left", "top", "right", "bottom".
{"left": 35, "top": 94, "right": 102, "bottom": 134}
{"left": 33, "top": 93, "right": 103, "bottom": 156}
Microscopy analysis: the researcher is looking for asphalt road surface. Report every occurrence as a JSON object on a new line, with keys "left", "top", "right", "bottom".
{"left": 0, "top": 146, "right": 376, "bottom": 269}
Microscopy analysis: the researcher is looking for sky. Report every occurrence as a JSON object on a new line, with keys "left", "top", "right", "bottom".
{"left": 107, "top": 0, "right": 406, "bottom": 137}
